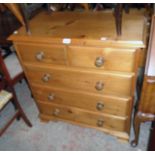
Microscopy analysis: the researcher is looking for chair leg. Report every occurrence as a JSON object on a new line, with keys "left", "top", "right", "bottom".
{"left": 0, "top": 111, "right": 20, "bottom": 136}
{"left": 10, "top": 95, "right": 21, "bottom": 121}
{"left": 7, "top": 86, "right": 21, "bottom": 120}
{"left": 9, "top": 87, "right": 32, "bottom": 127}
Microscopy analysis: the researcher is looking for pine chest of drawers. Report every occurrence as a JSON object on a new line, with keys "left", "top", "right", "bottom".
{"left": 9, "top": 9, "right": 147, "bottom": 141}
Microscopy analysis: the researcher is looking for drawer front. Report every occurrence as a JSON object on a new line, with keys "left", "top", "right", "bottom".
{"left": 32, "top": 84, "right": 131, "bottom": 116}
{"left": 38, "top": 101, "right": 128, "bottom": 132}
{"left": 68, "top": 46, "right": 136, "bottom": 72}
{"left": 25, "top": 66, "right": 134, "bottom": 97}
{"left": 16, "top": 43, "right": 67, "bottom": 65}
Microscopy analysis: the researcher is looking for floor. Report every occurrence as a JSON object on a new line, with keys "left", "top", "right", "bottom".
{"left": 0, "top": 80, "right": 151, "bottom": 151}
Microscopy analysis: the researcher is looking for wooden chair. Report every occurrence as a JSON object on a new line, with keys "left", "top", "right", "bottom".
{"left": 0, "top": 50, "right": 32, "bottom": 136}
{"left": 0, "top": 50, "right": 25, "bottom": 94}
{"left": 0, "top": 89, "right": 13, "bottom": 136}
{"left": 0, "top": 87, "right": 32, "bottom": 136}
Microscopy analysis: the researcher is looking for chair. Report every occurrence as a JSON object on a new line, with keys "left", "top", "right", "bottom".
{"left": 0, "top": 50, "right": 25, "bottom": 101}
{"left": 0, "top": 50, "right": 32, "bottom": 136}
{"left": 0, "top": 88, "right": 32, "bottom": 136}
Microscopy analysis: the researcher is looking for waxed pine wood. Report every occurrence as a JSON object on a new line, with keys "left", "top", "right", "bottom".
{"left": 10, "top": 10, "right": 145, "bottom": 45}
{"left": 24, "top": 64, "right": 134, "bottom": 98}
{"left": 37, "top": 101, "right": 128, "bottom": 132}
{"left": 15, "top": 43, "right": 67, "bottom": 66}
{"left": 31, "top": 83, "right": 131, "bottom": 117}
{"left": 67, "top": 46, "right": 137, "bottom": 72}
{"left": 10, "top": 9, "right": 147, "bottom": 141}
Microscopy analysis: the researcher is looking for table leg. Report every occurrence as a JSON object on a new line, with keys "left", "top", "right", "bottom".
{"left": 147, "top": 121, "right": 155, "bottom": 151}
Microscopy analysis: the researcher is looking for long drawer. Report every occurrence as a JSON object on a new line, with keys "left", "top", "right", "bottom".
{"left": 38, "top": 101, "right": 128, "bottom": 132}
{"left": 68, "top": 46, "right": 137, "bottom": 72}
{"left": 31, "top": 84, "right": 131, "bottom": 117}
{"left": 25, "top": 65, "right": 134, "bottom": 97}
{"left": 15, "top": 43, "right": 67, "bottom": 65}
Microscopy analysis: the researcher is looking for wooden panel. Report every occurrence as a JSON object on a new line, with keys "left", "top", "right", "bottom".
{"left": 25, "top": 65, "right": 134, "bottom": 97}
{"left": 139, "top": 76, "right": 155, "bottom": 114}
{"left": 31, "top": 84, "right": 131, "bottom": 117}
{"left": 38, "top": 101, "right": 128, "bottom": 132}
{"left": 15, "top": 43, "right": 67, "bottom": 65}
{"left": 68, "top": 46, "right": 136, "bottom": 72}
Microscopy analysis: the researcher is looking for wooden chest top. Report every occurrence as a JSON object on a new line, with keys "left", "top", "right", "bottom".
{"left": 9, "top": 9, "right": 146, "bottom": 48}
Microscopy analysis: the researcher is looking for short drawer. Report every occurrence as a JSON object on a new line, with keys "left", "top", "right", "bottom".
{"left": 68, "top": 46, "right": 137, "bottom": 72}
{"left": 38, "top": 101, "right": 128, "bottom": 132}
{"left": 15, "top": 43, "right": 67, "bottom": 65}
{"left": 25, "top": 65, "right": 134, "bottom": 97}
{"left": 32, "top": 84, "right": 131, "bottom": 117}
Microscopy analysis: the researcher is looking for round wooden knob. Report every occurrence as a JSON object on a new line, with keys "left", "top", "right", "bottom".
{"left": 36, "top": 52, "right": 44, "bottom": 61}
{"left": 95, "top": 81, "right": 104, "bottom": 91}
{"left": 95, "top": 57, "right": 104, "bottom": 67}
{"left": 96, "top": 102, "right": 104, "bottom": 111}
{"left": 53, "top": 108, "right": 60, "bottom": 116}
{"left": 42, "top": 74, "right": 51, "bottom": 82}
{"left": 97, "top": 119, "right": 104, "bottom": 127}
{"left": 48, "top": 93, "right": 55, "bottom": 101}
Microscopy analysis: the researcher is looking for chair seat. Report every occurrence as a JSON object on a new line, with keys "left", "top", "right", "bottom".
{"left": 0, "top": 90, "right": 12, "bottom": 110}
{"left": 4, "top": 53, "right": 23, "bottom": 79}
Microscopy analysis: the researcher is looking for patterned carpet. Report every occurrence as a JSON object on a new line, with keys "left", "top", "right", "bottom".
{"left": 0, "top": 80, "right": 151, "bottom": 151}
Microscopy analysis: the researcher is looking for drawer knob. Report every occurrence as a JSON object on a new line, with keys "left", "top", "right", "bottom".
{"left": 95, "top": 81, "right": 104, "bottom": 91}
{"left": 42, "top": 74, "right": 51, "bottom": 82}
{"left": 36, "top": 52, "right": 44, "bottom": 61}
{"left": 96, "top": 102, "right": 104, "bottom": 111}
{"left": 53, "top": 108, "right": 60, "bottom": 116}
{"left": 95, "top": 57, "right": 104, "bottom": 67}
{"left": 97, "top": 119, "right": 104, "bottom": 127}
{"left": 48, "top": 93, "right": 55, "bottom": 101}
